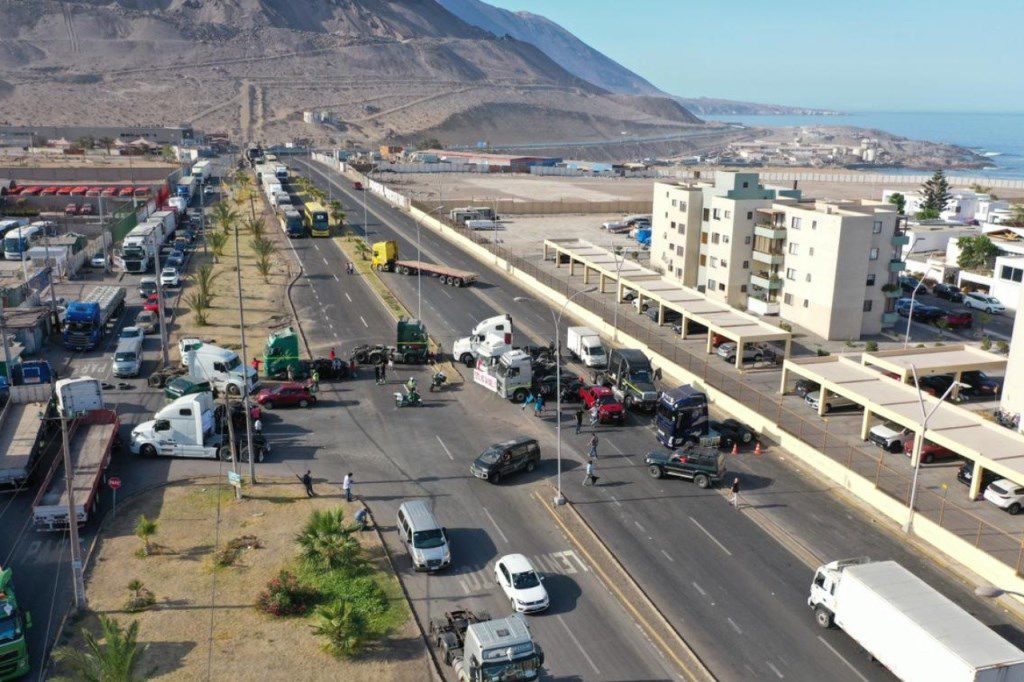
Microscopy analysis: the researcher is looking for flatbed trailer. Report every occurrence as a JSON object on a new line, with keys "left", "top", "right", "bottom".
{"left": 388, "top": 260, "right": 476, "bottom": 287}
{"left": 0, "top": 384, "right": 56, "bottom": 489}
{"left": 32, "top": 409, "right": 118, "bottom": 531}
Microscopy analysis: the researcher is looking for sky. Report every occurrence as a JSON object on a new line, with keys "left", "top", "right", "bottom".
{"left": 482, "top": 0, "right": 1024, "bottom": 112}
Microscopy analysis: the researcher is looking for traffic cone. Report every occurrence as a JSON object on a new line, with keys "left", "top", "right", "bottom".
{"left": 754, "top": 442, "right": 763, "bottom": 456}
{"left": 731, "top": 443, "right": 738, "bottom": 456}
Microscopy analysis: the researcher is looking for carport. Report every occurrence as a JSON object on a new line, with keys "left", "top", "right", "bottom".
{"left": 782, "top": 354, "right": 1024, "bottom": 501}
{"left": 860, "top": 345, "right": 1006, "bottom": 399}
{"left": 545, "top": 238, "right": 792, "bottom": 369}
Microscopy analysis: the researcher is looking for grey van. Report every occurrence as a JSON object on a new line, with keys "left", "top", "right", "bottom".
{"left": 396, "top": 500, "right": 451, "bottom": 572}
{"left": 112, "top": 335, "right": 144, "bottom": 377}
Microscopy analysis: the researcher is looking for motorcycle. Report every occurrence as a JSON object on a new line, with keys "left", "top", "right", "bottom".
{"left": 395, "top": 390, "right": 422, "bottom": 408}
{"left": 429, "top": 371, "right": 448, "bottom": 392}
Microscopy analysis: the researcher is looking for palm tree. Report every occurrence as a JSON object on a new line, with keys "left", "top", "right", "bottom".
{"left": 185, "top": 291, "right": 210, "bottom": 326}
{"left": 296, "top": 508, "right": 364, "bottom": 571}
{"left": 194, "top": 264, "right": 219, "bottom": 302}
{"left": 55, "top": 616, "right": 147, "bottom": 681}
{"left": 210, "top": 201, "right": 238, "bottom": 235}
{"left": 134, "top": 514, "right": 157, "bottom": 556}
{"left": 329, "top": 200, "right": 346, "bottom": 230}
{"left": 255, "top": 253, "right": 274, "bottom": 283}
{"left": 311, "top": 601, "right": 369, "bottom": 658}
{"left": 245, "top": 215, "right": 265, "bottom": 238}
{"left": 206, "top": 231, "right": 228, "bottom": 260}
{"left": 250, "top": 235, "right": 274, "bottom": 258}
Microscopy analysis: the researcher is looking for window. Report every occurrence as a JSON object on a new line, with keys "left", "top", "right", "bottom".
{"left": 742, "top": 260, "right": 749, "bottom": 269}
{"left": 804, "top": 299, "right": 809, "bottom": 308}
{"left": 863, "top": 300, "right": 873, "bottom": 312}
{"left": 811, "top": 220, "right": 817, "bottom": 230}
{"left": 873, "top": 221, "right": 883, "bottom": 234}
{"left": 723, "top": 234, "right": 730, "bottom": 243}
{"left": 747, "top": 211, "right": 753, "bottom": 220}
{"left": 742, "top": 181, "right": 749, "bottom": 188}
{"left": 718, "top": 282, "right": 725, "bottom": 291}
{"left": 678, "top": 223, "right": 686, "bottom": 234}
{"left": 710, "top": 257, "right": 718, "bottom": 267}
{"left": 703, "top": 208, "right": 710, "bottom": 221}
{"left": 679, "top": 201, "right": 687, "bottom": 211}
{"left": 724, "top": 210, "right": 732, "bottom": 219}
{"left": 671, "top": 199, "right": 677, "bottom": 207}
{"left": 664, "top": 212, "right": 669, "bottom": 218}
{"left": 784, "top": 293, "right": 793, "bottom": 305}
{"left": 1001, "top": 265, "right": 1024, "bottom": 283}
{"left": 699, "top": 255, "right": 707, "bottom": 266}
{"left": 869, "top": 247, "right": 879, "bottom": 260}
{"left": 744, "top": 235, "right": 752, "bottom": 245}
{"left": 805, "top": 273, "right": 811, "bottom": 282}
{"left": 721, "top": 260, "right": 728, "bottom": 268}
{"left": 707, "top": 278, "right": 716, "bottom": 290}
{"left": 791, "top": 216, "right": 802, "bottom": 230}
{"left": 788, "top": 242, "right": 800, "bottom": 255}
{"left": 866, "top": 274, "right": 876, "bottom": 286}
{"left": 676, "top": 267, "right": 683, "bottom": 277}
{"left": 713, "top": 208, "right": 721, "bottom": 220}
{"left": 711, "top": 232, "right": 720, "bottom": 244}
{"left": 786, "top": 268, "right": 797, "bottom": 281}
{"left": 670, "top": 221, "right": 676, "bottom": 229}
{"left": 740, "top": 285, "right": 747, "bottom": 292}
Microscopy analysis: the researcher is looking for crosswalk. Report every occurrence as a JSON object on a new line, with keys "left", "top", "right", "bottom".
{"left": 454, "top": 549, "right": 588, "bottom": 595}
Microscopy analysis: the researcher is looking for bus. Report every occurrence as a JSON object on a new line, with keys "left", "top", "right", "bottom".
{"left": 4, "top": 225, "right": 42, "bottom": 260}
{"left": 303, "top": 201, "right": 330, "bottom": 237}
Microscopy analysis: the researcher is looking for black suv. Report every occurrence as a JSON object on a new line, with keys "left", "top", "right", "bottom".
{"left": 470, "top": 437, "right": 541, "bottom": 484}
{"left": 957, "top": 461, "right": 998, "bottom": 489}
{"left": 645, "top": 445, "right": 726, "bottom": 488}
{"left": 933, "top": 283, "right": 963, "bottom": 302}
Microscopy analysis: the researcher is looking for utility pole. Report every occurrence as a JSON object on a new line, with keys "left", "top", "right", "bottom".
{"left": 153, "top": 239, "right": 169, "bottom": 366}
{"left": 222, "top": 391, "right": 242, "bottom": 500}
{"left": 0, "top": 305, "right": 11, "bottom": 386}
{"left": 59, "top": 409, "right": 87, "bottom": 609}
{"left": 234, "top": 195, "right": 257, "bottom": 485}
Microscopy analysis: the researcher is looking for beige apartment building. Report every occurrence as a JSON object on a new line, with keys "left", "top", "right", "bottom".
{"left": 651, "top": 171, "right": 904, "bottom": 340}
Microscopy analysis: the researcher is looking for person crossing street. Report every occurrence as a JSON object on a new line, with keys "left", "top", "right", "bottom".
{"left": 574, "top": 408, "right": 584, "bottom": 435}
{"left": 588, "top": 434, "right": 599, "bottom": 459}
{"left": 583, "top": 459, "right": 598, "bottom": 486}
{"left": 300, "top": 470, "right": 315, "bottom": 497}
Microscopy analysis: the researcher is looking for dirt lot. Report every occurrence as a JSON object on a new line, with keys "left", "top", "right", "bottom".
{"left": 495, "top": 213, "right": 641, "bottom": 258}
{"left": 55, "top": 477, "right": 430, "bottom": 681}
{"left": 391, "top": 172, "right": 657, "bottom": 204}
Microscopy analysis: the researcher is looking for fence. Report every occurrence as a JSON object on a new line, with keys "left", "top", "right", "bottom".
{"left": 663, "top": 168, "right": 1024, "bottom": 190}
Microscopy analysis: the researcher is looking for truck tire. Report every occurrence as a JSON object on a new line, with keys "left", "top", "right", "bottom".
{"left": 147, "top": 374, "right": 164, "bottom": 388}
{"left": 403, "top": 352, "right": 415, "bottom": 364}
{"left": 140, "top": 444, "right": 157, "bottom": 458}
{"left": 694, "top": 474, "right": 710, "bottom": 489}
{"left": 460, "top": 353, "right": 474, "bottom": 367}
{"left": 219, "top": 446, "right": 233, "bottom": 461}
{"left": 922, "top": 452, "right": 934, "bottom": 464}
{"left": 648, "top": 465, "right": 663, "bottom": 479}
{"left": 263, "top": 401, "right": 274, "bottom": 410}
{"left": 814, "top": 606, "right": 834, "bottom": 629}
{"left": 353, "top": 350, "right": 369, "bottom": 364}
{"left": 623, "top": 395, "right": 635, "bottom": 411}
{"left": 525, "top": 459, "right": 536, "bottom": 473}
{"left": 299, "top": 399, "right": 309, "bottom": 408}
{"left": 226, "top": 383, "right": 240, "bottom": 396}
{"left": 490, "top": 472, "right": 501, "bottom": 484}
{"left": 453, "top": 278, "right": 464, "bottom": 287}
{"left": 1010, "top": 503, "right": 1022, "bottom": 515}
{"left": 512, "top": 388, "right": 529, "bottom": 403}
{"left": 368, "top": 351, "right": 384, "bottom": 365}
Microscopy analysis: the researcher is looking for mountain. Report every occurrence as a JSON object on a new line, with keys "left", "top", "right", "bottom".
{"left": 677, "top": 97, "right": 841, "bottom": 116}
{"left": 436, "top": 0, "right": 664, "bottom": 96}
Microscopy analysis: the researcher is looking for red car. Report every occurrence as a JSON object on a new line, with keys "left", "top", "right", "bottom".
{"left": 80, "top": 204, "right": 95, "bottom": 216}
{"left": 353, "top": 181, "right": 363, "bottom": 190}
{"left": 903, "top": 437, "right": 959, "bottom": 464}
{"left": 578, "top": 385, "right": 625, "bottom": 424}
{"left": 64, "top": 203, "right": 79, "bottom": 215}
{"left": 938, "top": 310, "right": 973, "bottom": 329}
{"left": 143, "top": 293, "right": 165, "bottom": 313}
{"left": 256, "top": 383, "right": 316, "bottom": 409}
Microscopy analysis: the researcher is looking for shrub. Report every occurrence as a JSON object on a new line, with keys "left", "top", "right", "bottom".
{"left": 998, "top": 340, "right": 1009, "bottom": 354}
{"left": 216, "top": 535, "right": 261, "bottom": 567}
{"left": 778, "top": 321, "right": 792, "bottom": 332}
{"left": 134, "top": 515, "right": 157, "bottom": 557}
{"left": 815, "top": 348, "right": 829, "bottom": 357}
{"left": 297, "top": 509, "right": 365, "bottom": 573}
{"left": 256, "top": 570, "right": 315, "bottom": 617}
{"left": 311, "top": 601, "right": 369, "bottom": 658}
{"left": 865, "top": 341, "right": 878, "bottom": 352}
{"left": 981, "top": 336, "right": 992, "bottom": 351}
{"left": 124, "top": 579, "right": 156, "bottom": 613}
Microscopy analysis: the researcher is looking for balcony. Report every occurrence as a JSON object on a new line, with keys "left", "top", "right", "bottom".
{"left": 747, "top": 296, "right": 780, "bottom": 316}
{"left": 888, "top": 259, "right": 905, "bottom": 273}
{"left": 752, "top": 249, "right": 784, "bottom": 265}
{"left": 891, "top": 234, "right": 910, "bottom": 247}
{"left": 750, "top": 273, "right": 783, "bottom": 290}
{"left": 754, "top": 224, "right": 787, "bottom": 240}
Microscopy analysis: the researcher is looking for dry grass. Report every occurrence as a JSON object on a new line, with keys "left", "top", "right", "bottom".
{"left": 56, "top": 477, "right": 430, "bottom": 681}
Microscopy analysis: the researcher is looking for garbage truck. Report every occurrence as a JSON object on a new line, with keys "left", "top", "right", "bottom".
{"left": 429, "top": 609, "right": 544, "bottom": 681}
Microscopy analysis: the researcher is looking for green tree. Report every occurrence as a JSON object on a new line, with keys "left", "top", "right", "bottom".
{"left": 211, "top": 201, "right": 238, "bottom": 235}
{"left": 98, "top": 137, "right": 115, "bottom": 155}
{"left": 207, "top": 231, "right": 228, "bottom": 260}
{"left": 54, "top": 616, "right": 147, "bottom": 682}
{"left": 134, "top": 515, "right": 157, "bottom": 556}
{"left": 159, "top": 145, "right": 176, "bottom": 164}
{"left": 185, "top": 291, "right": 210, "bottom": 326}
{"left": 920, "top": 170, "right": 952, "bottom": 214}
{"left": 255, "top": 253, "right": 273, "bottom": 283}
{"left": 416, "top": 138, "right": 442, "bottom": 151}
{"left": 73, "top": 136, "right": 95, "bottom": 152}
{"left": 245, "top": 215, "right": 265, "bottom": 238}
{"left": 956, "top": 235, "right": 998, "bottom": 271}
{"left": 1007, "top": 204, "right": 1024, "bottom": 227}
{"left": 887, "top": 192, "right": 906, "bottom": 215}
{"left": 296, "top": 508, "right": 364, "bottom": 572}
{"left": 311, "top": 601, "right": 369, "bottom": 658}
{"left": 194, "top": 264, "right": 219, "bottom": 303}
{"left": 976, "top": 311, "right": 993, "bottom": 337}
{"left": 329, "top": 200, "right": 346, "bottom": 230}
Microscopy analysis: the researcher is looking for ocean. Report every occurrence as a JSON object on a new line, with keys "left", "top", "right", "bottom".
{"left": 701, "top": 111, "right": 1024, "bottom": 179}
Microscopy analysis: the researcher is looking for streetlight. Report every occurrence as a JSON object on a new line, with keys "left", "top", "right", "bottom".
{"left": 904, "top": 363, "right": 968, "bottom": 533}
{"left": 515, "top": 286, "right": 597, "bottom": 506}
{"left": 901, "top": 236, "right": 939, "bottom": 349}
{"left": 416, "top": 205, "right": 445, "bottom": 321}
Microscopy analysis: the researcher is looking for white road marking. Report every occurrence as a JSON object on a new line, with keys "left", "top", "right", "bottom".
{"left": 692, "top": 581, "right": 707, "bottom": 596}
{"left": 482, "top": 507, "right": 508, "bottom": 544}
{"left": 314, "top": 243, "right": 321, "bottom": 251}
{"left": 689, "top": 516, "right": 733, "bottom": 556}
{"left": 766, "top": 661, "right": 784, "bottom": 678}
{"left": 435, "top": 435, "right": 454, "bottom": 461}
{"left": 660, "top": 549, "right": 674, "bottom": 562}
{"left": 322, "top": 256, "right": 329, "bottom": 266}
{"left": 607, "top": 440, "right": 623, "bottom": 454}
{"left": 727, "top": 617, "right": 742, "bottom": 634}
{"left": 817, "top": 637, "right": 869, "bottom": 682}
{"left": 441, "top": 288, "right": 452, "bottom": 299}
{"left": 556, "top": 614, "right": 601, "bottom": 675}
{"left": 333, "top": 274, "right": 339, "bottom": 282}
{"left": 548, "top": 550, "right": 587, "bottom": 574}
{"left": 609, "top": 494, "right": 622, "bottom": 507}
{"left": 457, "top": 577, "right": 472, "bottom": 595}
{"left": 634, "top": 520, "right": 646, "bottom": 533}
{"left": 345, "top": 293, "right": 352, "bottom": 303}
{"left": 360, "top": 316, "right": 368, "bottom": 328}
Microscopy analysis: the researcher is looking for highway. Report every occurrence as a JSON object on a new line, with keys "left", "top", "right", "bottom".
{"left": 292, "top": 155, "right": 1024, "bottom": 680}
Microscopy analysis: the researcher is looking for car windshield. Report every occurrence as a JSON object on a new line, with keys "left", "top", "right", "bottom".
{"left": 588, "top": 346, "right": 605, "bottom": 356}
{"left": 596, "top": 396, "right": 617, "bottom": 406}
{"left": 224, "top": 356, "right": 241, "bottom": 371}
{"left": 990, "top": 483, "right": 1009, "bottom": 495}
{"left": 0, "top": 612, "right": 21, "bottom": 643}
{"left": 477, "top": 447, "right": 501, "bottom": 464}
{"left": 481, "top": 658, "right": 541, "bottom": 682}
{"left": 512, "top": 569, "right": 540, "bottom": 590}
{"left": 630, "top": 370, "right": 652, "bottom": 383}
{"left": 115, "top": 352, "right": 136, "bottom": 362}
{"left": 412, "top": 529, "right": 446, "bottom": 549}
{"left": 163, "top": 269, "right": 175, "bottom": 276}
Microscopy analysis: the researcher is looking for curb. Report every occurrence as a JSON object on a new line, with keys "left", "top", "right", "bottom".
{"left": 532, "top": 485, "right": 715, "bottom": 682}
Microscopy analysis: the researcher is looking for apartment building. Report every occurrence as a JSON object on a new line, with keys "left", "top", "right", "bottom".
{"left": 1000, "top": 286, "right": 1024, "bottom": 427}
{"left": 651, "top": 171, "right": 904, "bottom": 340}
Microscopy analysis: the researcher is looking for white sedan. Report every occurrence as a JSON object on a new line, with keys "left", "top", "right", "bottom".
{"left": 962, "top": 292, "right": 1005, "bottom": 314}
{"left": 160, "top": 267, "right": 180, "bottom": 287}
{"left": 494, "top": 553, "right": 549, "bottom": 613}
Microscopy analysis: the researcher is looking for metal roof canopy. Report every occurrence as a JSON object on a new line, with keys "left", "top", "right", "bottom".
{"left": 861, "top": 345, "right": 1007, "bottom": 382}
{"left": 783, "top": 355, "right": 1024, "bottom": 487}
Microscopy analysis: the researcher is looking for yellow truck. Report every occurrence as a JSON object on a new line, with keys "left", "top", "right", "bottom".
{"left": 370, "top": 240, "right": 477, "bottom": 287}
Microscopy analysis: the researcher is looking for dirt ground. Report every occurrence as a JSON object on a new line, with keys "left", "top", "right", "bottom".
{"left": 56, "top": 477, "right": 430, "bottom": 681}
{"left": 496, "top": 213, "right": 640, "bottom": 257}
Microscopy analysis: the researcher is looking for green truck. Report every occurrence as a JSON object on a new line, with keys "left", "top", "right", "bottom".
{"left": 0, "top": 568, "right": 31, "bottom": 680}
{"left": 263, "top": 327, "right": 302, "bottom": 378}
{"left": 351, "top": 319, "right": 430, "bottom": 365}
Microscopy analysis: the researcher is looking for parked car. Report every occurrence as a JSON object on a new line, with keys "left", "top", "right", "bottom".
{"left": 494, "top": 554, "right": 549, "bottom": 614}
{"left": 710, "top": 418, "right": 755, "bottom": 448}
{"left": 173, "top": 237, "right": 190, "bottom": 252}
{"left": 895, "top": 298, "right": 942, "bottom": 321}
{"left": 135, "top": 310, "right": 158, "bottom": 334}
{"left": 960, "top": 370, "right": 1001, "bottom": 397}
{"left": 165, "top": 376, "right": 213, "bottom": 401}
{"left": 166, "top": 253, "right": 185, "bottom": 270}
{"left": 916, "top": 374, "right": 954, "bottom": 397}
{"left": 962, "top": 292, "right": 1005, "bottom": 314}
{"left": 256, "top": 382, "right": 316, "bottom": 408}
{"left": 579, "top": 385, "right": 625, "bottom": 424}
{"left": 903, "top": 437, "right": 958, "bottom": 464}
{"left": 89, "top": 252, "right": 107, "bottom": 268}
{"left": 937, "top": 309, "right": 973, "bottom": 329}
{"left": 805, "top": 390, "right": 858, "bottom": 413}
{"left": 470, "top": 437, "right": 541, "bottom": 484}
{"left": 899, "top": 276, "right": 925, "bottom": 293}
{"left": 794, "top": 379, "right": 820, "bottom": 399}
{"left": 957, "top": 461, "right": 999, "bottom": 489}
{"left": 79, "top": 203, "right": 95, "bottom": 216}
{"left": 716, "top": 342, "right": 770, "bottom": 364}
{"left": 160, "top": 267, "right": 180, "bottom": 287}
{"left": 868, "top": 421, "right": 914, "bottom": 453}
{"left": 532, "top": 374, "right": 584, "bottom": 402}
{"left": 64, "top": 203, "right": 79, "bottom": 216}
{"left": 143, "top": 293, "right": 162, "bottom": 312}
{"left": 933, "top": 283, "right": 963, "bottom": 302}
{"left": 353, "top": 181, "right": 364, "bottom": 190}
{"left": 645, "top": 446, "right": 726, "bottom": 488}
{"left": 983, "top": 479, "right": 1024, "bottom": 515}
{"left": 138, "top": 278, "right": 158, "bottom": 298}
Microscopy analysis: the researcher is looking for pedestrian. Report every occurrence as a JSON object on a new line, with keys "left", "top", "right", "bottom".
{"left": 329, "top": 348, "right": 336, "bottom": 362}
{"left": 574, "top": 408, "right": 583, "bottom": 435}
{"left": 534, "top": 393, "right": 545, "bottom": 417}
{"left": 583, "top": 458, "right": 598, "bottom": 486}
{"left": 301, "top": 470, "right": 315, "bottom": 497}
{"left": 379, "top": 359, "right": 388, "bottom": 384}
{"left": 354, "top": 506, "right": 369, "bottom": 531}
{"left": 387, "top": 357, "right": 395, "bottom": 381}
{"left": 343, "top": 472, "right": 353, "bottom": 502}
{"left": 731, "top": 477, "right": 741, "bottom": 509}
{"left": 522, "top": 392, "right": 535, "bottom": 411}
{"left": 588, "top": 434, "right": 599, "bottom": 459}
{"left": 251, "top": 357, "right": 262, "bottom": 375}
{"left": 253, "top": 417, "right": 262, "bottom": 435}
{"left": 374, "top": 363, "right": 382, "bottom": 384}
{"left": 287, "top": 363, "right": 296, "bottom": 382}
{"left": 310, "top": 369, "right": 320, "bottom": 393}
{"left": 590, "top": 404, "right": 599, "bottom": 429}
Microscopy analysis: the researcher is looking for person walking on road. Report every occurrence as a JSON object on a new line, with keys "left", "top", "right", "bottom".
{"left": 374, "top": 363, "right": 382, "bottom": 384}
{"left": 253, "top": 417, "right": 262, "bottom": 435}
{"left": 329, "top": 348, "right": 336, "bottom": 362}
{"left": 533, "top": 393, "right": 545, "bottom": 417}
{"left": 574, "top": 408, "right": 584, "bottom": 435}
{"left": 310, "top": 369, "right": 320, "bottom": 393}
{"left": 300, "top": 470, "right": 315, "bottom": 497}
{"left": 583, "top": 459, "right": 598, "bottom": 486}
{"left": 588, "top": 434, "right": 599, "bottom": 459}
{"left": 343, "top": 472, "right": 354, "bottom": 502}
{"left": 730, "top": 477, "right": 741, "bottom": 509}
{"left": 286, "top": 363, "right": 296, "bottom": 382}
{"left": 589, "top": 404, "right": 599, "bottom": 429}
{"left": 522, "top": 392, "right": 536, "bottom": 412}
{"left": 377, "top": 358, "right": 387, "bottom": 384}
{"left": 251, "top": 357, "right": 262, "bottom": 375}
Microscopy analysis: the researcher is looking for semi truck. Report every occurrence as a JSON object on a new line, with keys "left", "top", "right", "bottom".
{"left": 566, "top": 326, "right": 606, "bottom": 368}
{"left": 279, "top": 209, "right": 305, "bottom": 238}
{"left": 0, "top": 377, "right": 57, "bottom": 489}
{"left": 655, "top": 385, "right": 710, "bottom": 448}
{"left": 809, "top": 558, "right": 1024, "bottom": 681}
{"left": 130, "top": 392, "right": 266, "bottom": 462}
{"left": 453, "top": 315, "right": 513, "bottom": 367}
{"left": 0, "top": 567, "right": 31, "bottom": 680}
{"left": 429, "top": 609, "right": 543, "bottom": 682}
{"left": 148, "top": 339, "right": 259, "bottom": 395}
{"left": 32, "top": 378, "right": 118, "bottom": 531}
{"left": 473, "top": 348, "right": 534, "bottom": 403}
{"left": 176, "top": 175, "right": 197, "bottom": 201}
{"left": 62, "top": 285, "right": 126, "bottom": 350}
{"left": 121, "top": 223, "right": 161, "bottom": 273}
{"left": 371, "top": 240, "right": 477, "bottom": 288}
{"left": 350, "top": 319, "right": 430, "bottom": 365}
{"left": 597, "top": 348, "right": 659, "bottom": 412}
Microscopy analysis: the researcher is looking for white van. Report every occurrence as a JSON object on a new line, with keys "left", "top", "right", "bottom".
{"left": 396, "top": 500, "right": 451, "bottom": 572}
{"left": 112, "top": 335, "right": 144, "bottom": 377}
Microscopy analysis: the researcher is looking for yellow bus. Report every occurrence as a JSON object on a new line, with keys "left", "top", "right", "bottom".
{"left": 303, "top": 201, "right": 330, "bottom": 237}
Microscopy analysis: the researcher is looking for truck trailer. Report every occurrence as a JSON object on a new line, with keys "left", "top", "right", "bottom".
{"left": 0, "top": 381, "right": 56, "bottom": 489}
{"left": 809, "top": 558, "right": 1024, "bottom": 681}
{"left": 62, "top": 285, "right": 126, "bottom": 350}
{"left": 371, "top": 240, "right": 477, "bottom": 288}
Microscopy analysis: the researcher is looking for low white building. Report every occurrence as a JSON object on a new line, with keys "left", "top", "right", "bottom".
{"left": 947, "top": 228, "right": 1024, "bottom": 311}
{"left": 882, "top": 187, "right": 1003, "bottom": 224}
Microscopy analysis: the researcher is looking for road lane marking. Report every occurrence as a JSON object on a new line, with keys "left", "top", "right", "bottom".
{"left": 817, "top": 637, "right": 869, "bottom": 682}
{"left": 634, "top": 520, "right": 647, "bottom": 533}
{"left": 333, "top": 274, "right": 339, "bottom": 282}
{"left": 689, "top": 516, "right": 732, "bottom": 556}
{"left": 607, "top": 440, "right": 623, "bottom": 454}
{"left": 314, "top": 242, "right": 321, "bottom": 251}
{"left": 435, "top": 435, "right": 454, "bottom": 461}
{"left": 322, "top": 256, "right": 329, "bottom": 266}
{"left": 556, "top": 614, "right": 601, "bottom": 675}
{"left": 345, "top": 293, "right": 352, "bottom": 303}
{"left": 360, "top": 316, "right": 368, "bottom": 328}
{"left": 440, "top": 288, "right": 452, "bottom": 299}
{"left": 766, "top": 662, "right": 784, "bottom": 678}
{"left": 457, "top": 577, "right": 471, "bottom": 595}
{"left": 482, "top": 507, "right": 508, "bottom": 544}
{"left": 609, "top": 494, "right": 622, "bottom": 507}
{"left": 727, "top": 617, "right": 742, "bottom": 634}
{"left": 692, "top": 582, "right": 707, "bottom": 597}
{"left": 661, "top": 549, "right": 674, "bottom": 562}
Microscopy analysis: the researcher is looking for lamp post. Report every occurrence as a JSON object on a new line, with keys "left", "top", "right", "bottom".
{"left": 611, "top": 246, "right": 625, "bottom": 343}
{"left": 901, "top": 236, "right": 939, "bottom": 350}
{"left": 515, "top": 286, "right": 597, "bottom": 506}
{"left": 904, "top": 364, "right": 967, "bottom": 533}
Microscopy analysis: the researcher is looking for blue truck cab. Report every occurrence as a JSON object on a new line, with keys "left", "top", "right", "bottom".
{"left": 656, "top": 385, "right": 710, "bottom": 448}
{"left": 62, "top": 301, "right": 102, "bottom": 350}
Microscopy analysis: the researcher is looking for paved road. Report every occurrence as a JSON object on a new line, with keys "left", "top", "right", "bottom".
{"left": 293, "top": 156, "right": 1024, "bottom": 680}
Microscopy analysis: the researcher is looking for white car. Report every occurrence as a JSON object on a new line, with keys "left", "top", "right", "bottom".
{"left": 805, "top": 390, "right": 858, "bottom": 414}
{"left": 867, "top": 421, "right": 913, "bottom": 453}
{"left": 160, "top": 267, "right": 180, "bottom": 287}
{"left": 90, "top": 252, "right": 107, "bottom": 268}
{"left": 716, "top": 342, "right": 770, "bottom": 364}
{"left": 494, "top": 553, "right": 549, "bottom": 613}
{"left": 119, "top": 326, "right": 143, "bottom": 341}
{"left": 962, "top": 292, "right": 1005, "bottom": 314}
{"left": 983, "top": 479, "right": 1024, "bottom": 515}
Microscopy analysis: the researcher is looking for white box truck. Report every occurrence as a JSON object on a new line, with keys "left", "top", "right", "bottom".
{"left": 809, "top": 558, "right": 1024, "bottom": 682}
{"left": 566, "top": 326, "right": 606, "bottom": 368}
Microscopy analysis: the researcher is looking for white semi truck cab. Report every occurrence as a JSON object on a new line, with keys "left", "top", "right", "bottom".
{"left": 179, "top": 339, "right": 259, "bottom": 396}
{"left": 130, "top": 393, "right": 228, "bottom": 460}
{"left": 431, "top": 610, "right": 543, "bottom": 682}
{"left": 453, "top": 314, "right": 513, "bottom": 366}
